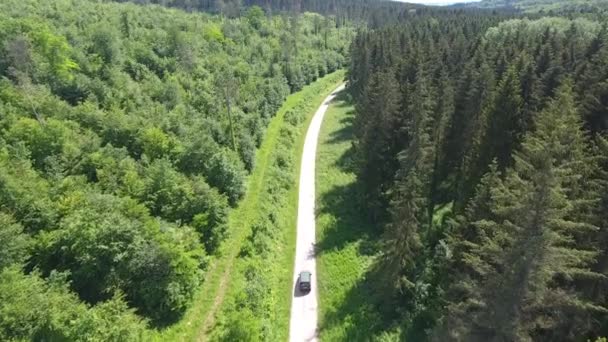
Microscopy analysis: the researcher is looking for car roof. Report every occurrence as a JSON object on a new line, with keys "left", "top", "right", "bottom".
{"left": 300, "top": 271, "right": 311, "bottom": 281}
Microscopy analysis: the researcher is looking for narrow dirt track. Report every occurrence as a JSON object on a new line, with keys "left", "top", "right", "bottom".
{"left": 289, "top": 83, "right": 345, "bottom": 342}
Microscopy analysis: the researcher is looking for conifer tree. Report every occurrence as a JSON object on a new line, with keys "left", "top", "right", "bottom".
{"left": 455, "top": 60, "right": 496, "bottom": 210}
{"left": 381, "top": 72, "right": 436, "bottom": 296}
{"left": 381, "top": 170, "right": 424, "bottom": 296}
{"left": 430, "top": 70, "right": 454, "bottom": 206}
{"left": 446, "top": 82, "right": 605, "bottom": 341}
{"left": 436, "top": 162, "right": 502, "bottom": 341}
{"left": 354, "top": 69, "right": 401, "bottom": 220}
{"left": 479, "top": 64, "right": 524, "bottom": 171}
{"left": 347, "top": 15, "right": 608, "bottom": 341}
{"left": 578, "top": 29, "right": 608, "bottom": 133}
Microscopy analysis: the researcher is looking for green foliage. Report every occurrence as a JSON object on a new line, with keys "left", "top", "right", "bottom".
{"left": 137, "top": 127, "right": 174, "bottom": 160}
{"left": 0, "top": 213, "right": 30, "bottom": 271}
{"left": 0, "top": 153, "right": 58, "bottom": 232}
{"left": 30, "top": 24, "right": 80, "bottom": 82}
{"left": 202, "top": 23, "right": 225, "bottom": 43}
{"left": 221, "top": 308, "right": 262, "bottom": 341}
{"left": 208, "top": 71, "right": 346, "bottom": 341}
{"left": 473, "top": 0, "right": 608, "bottom": 12}
{"left": 33, "top": 192, "right": 205, "bottom": 325}
{"left": 246, "top": 6, "right": 265, "bottom": 30}
{"left": 0, "top": 0, "right": 353, "bottom": 336}
{"left": 0, "top": 267, "right": 147, "bottom": 341}
{"left": 90, "top": 24, "right": 122, "bottom": 66}
{"left": 204, "top": 149, "right": 246, "bottom": 206}
{"left": 349, "top": 12, "right": 608, "bottom": 342}
{"left": 4, "top": 117, "right": 78, "bottom": 170}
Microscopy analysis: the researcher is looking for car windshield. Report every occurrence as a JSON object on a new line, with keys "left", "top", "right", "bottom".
{"left": 300, "top": 272, "right": 311, "bottom": 282}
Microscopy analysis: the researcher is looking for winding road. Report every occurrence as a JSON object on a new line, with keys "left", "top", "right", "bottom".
{"left": 289, "top": 83, "right": 345, "bottom": 342}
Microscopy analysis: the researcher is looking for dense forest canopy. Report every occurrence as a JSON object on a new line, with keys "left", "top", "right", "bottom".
{"left": 110, "top": 0, "right": 412, "bottom": 18}
{"left": 349, "top": 8, "right": 608, "bottom": 341}
{"left": 2, "top": 0, "right": 608, "bottom": 340}
{"left": 0, "top": 0, "right": 353, "bottom": 338}
{"left": 108, "top": 0, "right": 432, "bottom": 29}
{"left": 471, "top": 0, "right": 608, "bottom": 12}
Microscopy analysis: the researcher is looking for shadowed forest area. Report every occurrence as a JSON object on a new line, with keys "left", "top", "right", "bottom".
{"left": 314, "top": 91, "right": 389, "bottom": 341}
{"left": 348, "top": 9, "right": 608, "bottom": 342}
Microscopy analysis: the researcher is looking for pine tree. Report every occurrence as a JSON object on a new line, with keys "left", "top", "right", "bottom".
{"left": 447, "top": 82, "right": 605, "bottom": 341}
{"left": 380, "top": 72, "right": 436, "bottom": 297}
{"left": 430, "top": 69, "right": 454, "bottom": 206}
{"left": 455, "top": 60, "right": 496, "bottom": 211}
{"left": 479, "top": 64, "right": 524, "bottom": 171}
{"left": 354, "top": 69, "right": 401, "bottom": 220}
{"left": 578, "top": 29, "right": 608, "bottom": 133}
{"left": 436, "top": 163, "right": 502, "bottom": 341}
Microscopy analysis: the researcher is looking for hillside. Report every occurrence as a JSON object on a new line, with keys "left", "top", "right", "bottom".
{"left": 0, "top": 0, "right": 353, "bottom": 339}
{"left": 472, "top": 0, "right": 608, "bottom": 12}
{"left": 111, "top": 0, "right": 414, "bottom": 21}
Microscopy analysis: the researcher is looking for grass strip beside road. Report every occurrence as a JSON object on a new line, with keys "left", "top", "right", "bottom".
{"left": 315, "top": 90, "right": 387, "bottom": 341}
{"left": 152, "top": 71, "right": 345, "bottom": 342}
{"left": 272, "top": 75, "right": 346, "bottom": 341}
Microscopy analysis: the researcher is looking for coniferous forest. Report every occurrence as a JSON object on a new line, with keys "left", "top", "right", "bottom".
{"left": 1, "top": 0, "right": 608, "bottom": 341}
{"left": 349, "top": 8, "right": 608, "bottom": 342}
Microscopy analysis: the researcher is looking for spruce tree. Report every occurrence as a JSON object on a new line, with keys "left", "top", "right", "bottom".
{"left": 578, "top": 29, "right": 608, "bottom": 133}
{"left": 382, "top": 170, "right": 424, "bottom": 295}
{"left": 381, "top": 71, "right": 436, "bottom": 297}
{"left": 479, "top": 64, "right": 524, "bottom": 171}
{"left": 436, "top": 163, "right": 502, "bottom": 341}
{"left": 455, "top": 60, "right": 496, "bottom": 211}
{"left": 355, "top": 69, "right": 402, "bottom": 220}
{"left": 444, "top": 82, "right": 605, "bottom": 341}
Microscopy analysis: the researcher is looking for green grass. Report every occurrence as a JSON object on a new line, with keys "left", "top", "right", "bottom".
{"left": 266, "top": 73, "right": 346, "bottom": 341}
{"left": 269, "top": 73, "right": 348, "bottom": 339}
{"left": 148, "top": 71, "right": 345, "bottom": 342}
{"left": 209, "top": 70, "right": 346, "bottom": 341}
{"left": 315, "top": 91, "right": 392, "bottom": 341}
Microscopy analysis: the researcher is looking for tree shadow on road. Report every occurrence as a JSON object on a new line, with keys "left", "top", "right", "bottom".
{"left": 325, "top": 91, "right": 356, "bottom": 147}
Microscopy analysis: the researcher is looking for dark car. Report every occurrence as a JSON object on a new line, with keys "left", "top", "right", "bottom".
{"left": 299, "top": 271, "right": 312, "bottom": 292}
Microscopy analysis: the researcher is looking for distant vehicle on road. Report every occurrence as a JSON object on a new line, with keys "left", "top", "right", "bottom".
{"left": 298, "top": 271, "right": 312, "bottom": 292}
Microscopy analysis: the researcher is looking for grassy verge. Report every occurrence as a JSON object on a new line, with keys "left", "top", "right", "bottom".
{"left": 315, "top": 90, "right": 390, "bottom": 341}
{"left": 209, "top": 70, "right": 346, "bottom": 341}
{"left": 151, "top": 70, "right": 345, "bottom": 341}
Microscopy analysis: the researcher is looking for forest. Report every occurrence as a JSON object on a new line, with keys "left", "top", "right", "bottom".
{"left": 2, "top": 0, "right": 608, "bottom": 340}
{"left": 112, "top": 0, "right": 404, "bottom": 19}
{"left": 472, "top": 0, "right": 608, "bottom": 12}
{"left": 0, "top": 0, "right": 353, "bottom": 339}
{"left": 349, "top": 7, "right": 608, "bottom": 342}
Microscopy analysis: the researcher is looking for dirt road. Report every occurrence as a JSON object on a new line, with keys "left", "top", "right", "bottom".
{"left": 289, "top": 83, "right": 345, "bottom": 342}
